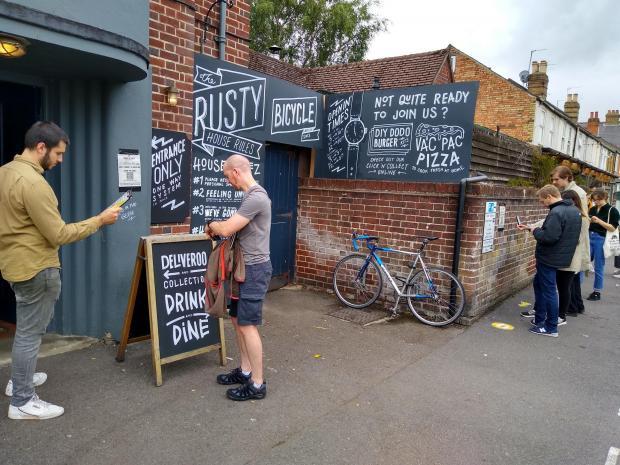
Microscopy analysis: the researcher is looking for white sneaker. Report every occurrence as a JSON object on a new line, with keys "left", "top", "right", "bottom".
{"left": 8, "top": 394, "right": 64, "bottom": 420}
{"left": 5, "top": 372, "right": 48, "bottom": 397}
{"left": 612, "top": 273, "right": 620, "bottom": 279}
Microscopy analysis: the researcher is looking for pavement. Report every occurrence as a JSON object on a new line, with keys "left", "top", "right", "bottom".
{"left": 1, "top": 264, "right": 619, "bottom": 465}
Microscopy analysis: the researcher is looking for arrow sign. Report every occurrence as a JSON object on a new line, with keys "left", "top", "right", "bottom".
{"left": 163, "top": 269, "right": 181, "bottom": 279}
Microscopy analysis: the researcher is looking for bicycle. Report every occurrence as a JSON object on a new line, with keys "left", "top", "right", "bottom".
{"left": 332, "top": 233, "right": 466, "bottom": 326}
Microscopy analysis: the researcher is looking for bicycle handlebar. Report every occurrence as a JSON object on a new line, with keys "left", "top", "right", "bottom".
{"left": 351, "top": 232, "right": 379, "bottom": 251}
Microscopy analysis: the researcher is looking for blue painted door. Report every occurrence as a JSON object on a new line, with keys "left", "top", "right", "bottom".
{"left": 264, "top": 144, "right": 299, "bottom": 289}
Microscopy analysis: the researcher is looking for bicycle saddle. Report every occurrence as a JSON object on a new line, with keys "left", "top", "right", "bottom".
{"left": 413, "top": 236, "right": 439, "bottom": 241}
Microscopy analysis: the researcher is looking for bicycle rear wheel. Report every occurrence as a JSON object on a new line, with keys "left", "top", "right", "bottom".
{"left": 333, "top": 254, "right": 383, "bottom": 308}
{"left": 405, "top": 268, "right": 465, "bottom": 326}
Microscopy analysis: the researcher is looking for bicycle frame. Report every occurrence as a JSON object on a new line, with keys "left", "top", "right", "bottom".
{"left": 352, "top": 235, "right": 436, "bottom": 300}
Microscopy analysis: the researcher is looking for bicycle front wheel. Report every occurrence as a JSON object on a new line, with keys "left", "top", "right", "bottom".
{"left": 333, "top": 254, "right": 383, "bottom": 309}
{"left": 405, "top": 268, "right": 465, "bottom": 326}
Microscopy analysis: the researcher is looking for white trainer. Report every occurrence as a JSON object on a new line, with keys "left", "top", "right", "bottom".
{"left": 8, "top": 394, "right": 64, "bottom": 420}
{"left": 5, "top": 372, "right": 48, "bottom": 397}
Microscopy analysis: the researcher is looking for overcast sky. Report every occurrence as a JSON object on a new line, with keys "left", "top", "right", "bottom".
{"left": 367, "top": 0, "right": 618, "bottom": 123}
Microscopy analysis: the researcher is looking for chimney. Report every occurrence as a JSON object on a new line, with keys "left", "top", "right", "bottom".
{"left": 605, "top": 109, "right": 620, "bottom": 125}
{"left": 527, "top": 60, "right": 549, "bottom": 100}
{"left": 564, "top": 93, "right": 580, "bottom": 123}
{"left": 587, "top": 111, "right": 600, "bottom": 135}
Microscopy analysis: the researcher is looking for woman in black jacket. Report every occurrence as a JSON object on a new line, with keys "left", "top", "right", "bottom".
{"left": 586, "top": 189, "right": 620, "bottom": 301}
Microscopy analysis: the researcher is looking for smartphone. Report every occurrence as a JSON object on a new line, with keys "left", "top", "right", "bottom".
{"left": 110, "top": 190, "right": 132, "bottom": 208}
{"left": 516, "top": 215, "right": 522, "bottom": 225}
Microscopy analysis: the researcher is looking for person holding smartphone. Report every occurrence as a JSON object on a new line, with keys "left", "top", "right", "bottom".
{"left": 586, "top": 189, "right": 620, "bottom": 301}
{"left": 0, "top": 122, "right": 121, "bottom": 420}
{"left": 517, "top": 185, "right": 581, "bottom": 337}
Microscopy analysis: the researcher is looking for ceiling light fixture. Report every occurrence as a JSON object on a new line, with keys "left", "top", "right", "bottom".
{"left": 0, "top": 33, "right": 29, "bottom": 58}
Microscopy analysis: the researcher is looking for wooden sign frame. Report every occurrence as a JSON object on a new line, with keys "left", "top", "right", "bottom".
{"left": 116, "top": 234, "right": 226, "bottom": 386}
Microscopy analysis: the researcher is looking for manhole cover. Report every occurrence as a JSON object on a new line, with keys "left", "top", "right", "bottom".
{"left": 328, "top": 306, "right": 388, "bottom": 325}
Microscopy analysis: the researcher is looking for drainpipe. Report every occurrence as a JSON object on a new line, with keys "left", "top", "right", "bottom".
{"left": 452, "top": 173, "right": 488, "bottom": 278}
{"left": 572, "top": 125, "right": 579, "bottom": 158}
{"left": 218, "top": 0, "right": 228, "bottom": 60}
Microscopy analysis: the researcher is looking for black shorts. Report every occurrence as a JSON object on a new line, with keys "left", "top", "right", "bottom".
{"left": 229, "top": 260, "right": 272, "bottom": 326}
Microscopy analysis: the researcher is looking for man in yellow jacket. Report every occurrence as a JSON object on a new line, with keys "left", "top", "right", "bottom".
{"left": 0, "top": 121, "right": 121, "bottom": 420}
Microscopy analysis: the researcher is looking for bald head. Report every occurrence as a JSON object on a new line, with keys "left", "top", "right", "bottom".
{"left": 224, "top": 154, "right": 250, "bottom": 173}
{"left": 222, "top": 154, "right": 256, "bottom": 191}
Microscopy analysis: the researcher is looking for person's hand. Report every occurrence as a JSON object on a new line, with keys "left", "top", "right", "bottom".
{"left": 517, "top": 223, "right": 531, "bottom": 232}
{"left": 98, "top": 206, "right": 121, "bottom": 225}
{"left": 590, "top": 216, "right": 599, "bottom": 224}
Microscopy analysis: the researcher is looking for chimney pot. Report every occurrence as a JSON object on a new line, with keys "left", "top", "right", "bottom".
{"left": 605, "top": 109, "right": 620, "bottom": 125}
{"left": 539, "top": 60, "right": 548, "bottom": 73}
{"left": 563, "top": 93, "right": 580, "bottom": 123}
{"left": 587, "top": 111, "right": 601, "bottom": 135}
{"left": 527, "top": 59, "right": 549, "bottom": 100}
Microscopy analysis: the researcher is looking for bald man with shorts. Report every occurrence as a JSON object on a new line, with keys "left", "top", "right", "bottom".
{"left": 207, "top": 154, "right": 272, "bottom": 401}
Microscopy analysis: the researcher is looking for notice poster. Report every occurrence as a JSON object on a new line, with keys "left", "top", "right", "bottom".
{"left": 482, "top": 201, "right": 497, "bottom": 253}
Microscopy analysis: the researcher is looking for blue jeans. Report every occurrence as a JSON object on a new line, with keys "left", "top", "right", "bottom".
{"left": 533, "top": 261, "right": 559, "bottom": 332}
{"left": 9, "top": 268, "right": 61, "bottom": 407}
{"left": 589, "top": 232, "right": 605, "bottom": 291}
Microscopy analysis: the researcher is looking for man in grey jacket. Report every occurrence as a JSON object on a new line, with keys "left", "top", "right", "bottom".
{"left": 518, "top": 185, "right": 581, "bottom": 337}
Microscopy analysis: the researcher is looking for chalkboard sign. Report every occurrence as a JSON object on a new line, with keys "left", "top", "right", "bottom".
{"left": 190, "top": 53, "right": 323, "bottom": 231}
{"left": 116, "top": 235, "right": 226, "bottom": 386}
{"left": 189, "top": 151, "right": 263, "bottom": 233}
{"left": 151, "top": 129, "right": 190, "bottom": 224}
{"left": 315, "top": 82, "right": 479, "bottom": 182}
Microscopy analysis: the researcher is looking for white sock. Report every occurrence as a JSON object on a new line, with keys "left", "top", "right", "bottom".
{"left": 242, "top": 370, "right": 251, "bottom": 377}
{"left": 253, "top": 382, "right": 262, "bottom": 389}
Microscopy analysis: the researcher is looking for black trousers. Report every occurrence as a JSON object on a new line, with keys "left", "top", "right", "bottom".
{"left": 556, "top": 270, "right": 576, "bottom": 319}
{"left": 567, "top": 272, "right": 585, "bottom": 313}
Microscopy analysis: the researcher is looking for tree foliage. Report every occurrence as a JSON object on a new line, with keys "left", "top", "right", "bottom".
{"left": 249, "top": 0, "right": 387, "bottom": 68}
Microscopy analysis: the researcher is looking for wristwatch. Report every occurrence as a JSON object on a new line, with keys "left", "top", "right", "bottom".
{"left": 344, "top": 91, "right": 367, "bottom": 179}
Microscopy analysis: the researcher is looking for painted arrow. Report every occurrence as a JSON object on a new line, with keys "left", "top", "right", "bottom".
{"left": 163, "top": 269, "right": 181, "bottom": 279}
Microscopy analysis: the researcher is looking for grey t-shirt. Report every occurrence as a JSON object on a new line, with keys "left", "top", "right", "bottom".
{"left": 236, "top": 184, "right": 271, "bottom": 265}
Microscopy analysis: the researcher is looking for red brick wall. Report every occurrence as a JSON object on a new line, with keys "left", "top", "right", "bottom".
{"left": 452, "top": 51, "right": 536, "bottom": 143}
{"left": 457, "top": 184, "right": 544, "bottom": 321}
{"left": 149, "top": 0, "right": 251, "bottom": 234}
{"left": 296, "top": 178, "right": 545, "bottom": 322}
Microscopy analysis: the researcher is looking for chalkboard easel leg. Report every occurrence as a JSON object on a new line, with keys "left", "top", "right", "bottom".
{"left": 116, "top": 240, "right": 146, "bottom": 362}
{"left": 153, "top": 353, "right": 163, "bottom": 386}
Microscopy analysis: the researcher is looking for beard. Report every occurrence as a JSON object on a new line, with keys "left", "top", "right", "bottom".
{"left": 40, "top": 149, "right": 53, "bottom": 171}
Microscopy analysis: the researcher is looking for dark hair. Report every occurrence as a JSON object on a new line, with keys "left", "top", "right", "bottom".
{"left": 591, "top": 188, "right": 608, "bottom": 201}
{"left": 561, "top": 190, "right": 584, "bottom": 216}
{"left": 24, "top": 121, "right": 70, "bottom": 150}
{"left": 551, "top": 165, "right": 573, "bottom": 182}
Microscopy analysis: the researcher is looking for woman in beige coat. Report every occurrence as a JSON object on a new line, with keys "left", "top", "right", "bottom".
{"left": 557, "top": 190, "right": 590, "bottom": 322}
